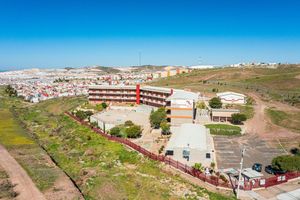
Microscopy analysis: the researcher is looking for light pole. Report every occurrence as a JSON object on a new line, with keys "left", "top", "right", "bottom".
{"left": 237, "top": 146, "right": 246, "bottom": 199}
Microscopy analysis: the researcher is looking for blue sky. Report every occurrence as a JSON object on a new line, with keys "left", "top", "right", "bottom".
{"left": 0, "top": 0, "right": 300, "bottom": 70}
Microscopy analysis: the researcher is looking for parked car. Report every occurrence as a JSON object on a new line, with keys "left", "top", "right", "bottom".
{"left": 252, "top": 163, "right": 262, "bottom": 172}
{"left": 265, "top": 165, "right": 287, "bottom": 175}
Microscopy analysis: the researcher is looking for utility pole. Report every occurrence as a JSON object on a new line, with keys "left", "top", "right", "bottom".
{"left": 237, "top": 146, "right": 246, "bottom": 199}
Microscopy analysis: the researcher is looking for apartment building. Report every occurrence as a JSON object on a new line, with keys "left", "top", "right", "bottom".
{"left": 88, "top": 85, "right": 200, "bottom": 125}
{"left": 89, "top": 85, "right": 137, "bottom": 104}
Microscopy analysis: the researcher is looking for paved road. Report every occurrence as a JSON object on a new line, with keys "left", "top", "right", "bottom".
{"left": 0, "top": 145, "right": 46, "bottom": 200}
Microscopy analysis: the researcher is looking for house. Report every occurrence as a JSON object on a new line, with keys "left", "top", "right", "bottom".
{"left": 211, "top": 109, "right": 240, "bottom": 122}
{"left": 165, "top": 124, "right": 214, "bottom": 166}
{"left": 216, "top": 91, "right": 246, "bottom": 104}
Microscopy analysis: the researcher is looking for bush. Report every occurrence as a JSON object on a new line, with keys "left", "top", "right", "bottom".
{"left": 160, "top": 121, "right": 171, "bottom": 135}
{"left": 95, "top": 104, "right": 103, "bottom": 111}
{"left": 231, "top": 113, "right": 247, "bottom": 124}
{"left": 109, "top": 127, "right": 122, "bottom": 137}
{"left": 101, "top": 102, "right": 108, "bottom": 109}
{"left": 125, "top": 125, "right": 142, "bottom": 138}
{"left": 272, "top": 155, "right": 300, "bottom": 171}
{"left": 209, "top": 97, "right": 222, "bottom": 108}
{"left": 149, "top": 108, "right": 167, "bottom": 128}
{"left": 210, "top": 162, "right": 216, "bottom": 169}
{"left": 212, "top": 88, "right": 219, "bottom": 93}
{"left": 193, "top": 163, "right": 204, "bottom": 172}
{"left": 196, "top": 101, "right": 206, "bottom": 109}
{"left": 75, "top": 110, "right": 93, "bottom": 120}
{"left": 124, "top": 120, "right": 134, "bottom": 127}
{"left": 5, "top": 85, "right": 17, "bottom": 97}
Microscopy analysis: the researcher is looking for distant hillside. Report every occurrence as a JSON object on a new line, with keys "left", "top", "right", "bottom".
{"left": 150, "top": 64, "right": 300, "bottom": 107}
{"left": 94, "top": 66, "right": 121, "bottom": 73}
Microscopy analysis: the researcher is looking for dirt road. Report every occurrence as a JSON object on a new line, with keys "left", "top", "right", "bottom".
{"left": 244, "top": 93, "right": 300, "bottom": 151}
{"left": 0, "top": 145, "right": 46, "bottom": 200}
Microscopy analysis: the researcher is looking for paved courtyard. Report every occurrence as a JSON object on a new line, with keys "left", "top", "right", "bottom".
{"left": 213, "top": 134, "right": 286, "bottom": 176}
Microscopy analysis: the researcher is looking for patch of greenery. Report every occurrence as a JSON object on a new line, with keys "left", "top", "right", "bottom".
{"left": 209, "top": 97, "right": 222, "bottom": 108}
{"left": 73, "top": 110, "right": 93, "bottom": 120}
{"left": 231, "top": 113, "right": 247, "bottom": 124}
{"left": 272, "top": 155, "right": 300, "bottom": 171}
{"left": 0, "top": 86, "right": 235, "bottom": 200}
{"left": 236, "top": 105, "right": 254, "bottom": 119}
{"left": 5, "top": 85, "right": 17, "bottom": 97}
{"left": 149, "top": 107, "right": 167, "bottom": 128}
{"left": 205, "top": 124, "right": 241, "bottom": 136}
{"left": 266, "top": 108, "right": 300, "bottom": 132}
{"left": 109, "top": 121, "right": 142, "bottom": 138}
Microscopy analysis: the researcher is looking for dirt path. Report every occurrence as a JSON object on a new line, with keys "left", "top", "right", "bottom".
{"left": 0, "top": 145, "right": 46, "bottom": 200}
{"left": 244, "top": 92, "right": 300, "bottom": 146}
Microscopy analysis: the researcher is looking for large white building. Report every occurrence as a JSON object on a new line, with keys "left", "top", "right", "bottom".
{"left": 165, "top": 124, "right": 214, "bottom": 166}
{"left": 216, "top": 91, "right": 246, "bottom": 104}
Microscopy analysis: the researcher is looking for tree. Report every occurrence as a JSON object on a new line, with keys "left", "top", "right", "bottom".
{"left": 125, "top": 125, "right": 142, "bottom": 138}
{"left": 95, "top": 104, "right": 103, "bottom": 111}
{"left": 209, "top": 97, "right": 222, "bottom": 108}
{"left": 101, "top": 102, "right": 108, "bottom": 109}
{"left": 124, "top": 120, "right": 134, "bottom": 127}
{"left": 109, "top": 127, "right": 122, "bottom": 137}
{"left": 231, "top": 113, "right": 247, "bottom": 124}
{"left": 160, "top": 121, "right": 171, "bottom": 135}
{"left": 196, "top": 101, "right": 206, "bottom": 109}
{"left": 272, "top": 155, "right": 300, "bottom": 171}
{"left": 149, "top": 108, "right": 167, "bottom": 128}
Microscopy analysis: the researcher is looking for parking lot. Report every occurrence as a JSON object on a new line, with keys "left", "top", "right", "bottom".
{"left": 213, "top": 134, "right": 286, "bottom": 176}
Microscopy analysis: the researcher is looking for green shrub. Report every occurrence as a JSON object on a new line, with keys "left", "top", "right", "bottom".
{"left": 196, "top": 101, "right": 206, "bottom": 109}
{"left": 209, "top": 97, "right": 222, "bottom": 108}
{"left": 193, "top": 163, "right": 204, "bottom": 172}
{"left": 231, "top": 113, "right": 247, "bottom": 124}
{"left": 272, "top": 155, "right": 300, "bottom": 171}
{"left": 125, "top": 125, "right": 142, "bottom": 138}
{"left": 5, "top": 85, "right": 17, "bottom": 97}
{"left": 109, "top": 127, "right": 122, "bottom": 137}
{"left": 124, "top": 120, "right": 134, "bottom": 127}
{"left": 101, "top": 102, "right": 108, "bottom": 109}
{"left": 75, "top": 110, "right": 93, "bottom": 120}
{"left": 160, "top": 121, "right": 171, "bottom": 135}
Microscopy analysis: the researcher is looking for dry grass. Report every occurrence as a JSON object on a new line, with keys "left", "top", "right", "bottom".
{"left": 150, "top": 66, "right": 300, "bottom": 106}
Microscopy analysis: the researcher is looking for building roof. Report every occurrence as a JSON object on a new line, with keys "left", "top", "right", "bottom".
{"left": 242, "top": 168, "right": 264, "bottom": 179}
{"left": 89, "top": 85, "right": 136, "bottom": 90}
{"left": 167, "top": 90, "right": 199, "bottom": 101}
{"left": 211, "top": 109, "right": 240, "bottom": 117}
{"left": 217, "top": 91, "right": 246, "bottom": 98}
{"left": 166, "top": 124, "right": 208, "bottom": 150}
{"left": 141, "top": 86, "right": 172, "bottom": 93}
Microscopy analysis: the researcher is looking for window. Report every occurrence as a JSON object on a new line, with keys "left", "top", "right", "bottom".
{"left": 206, "top": 153, "right": 211, "bottom": 159}
{"left": 165, "top": 150, "right": 174, "bottom": 156}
